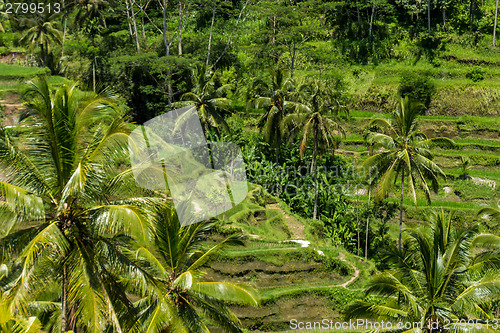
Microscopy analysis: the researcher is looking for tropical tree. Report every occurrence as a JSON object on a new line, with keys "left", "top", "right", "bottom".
{"left": 457, "top": 155, "right": 472, "bottom": 179}
{"left": 478, "top": 202, "right": 500, "bottom": 223}
{"left": 0, "top": 0, "right": 8, "bottom": 33}
{"left": 284, "top": 110, "right": 345, "bottom": 220}
{"left": 127, "top": 205, "right": 259, "bottom": 333}
{"left": 255, "top": 68, "right": 310, "bottom": 163}
{"left": 362, "top": 97, "right": 452, "bottom": 249}
{"left": 494, "top": 0, "right": 499, "bottom": 46}
{"left": 175, "top": 64, "right": 232, "bottom": 135}
{"left": 345, "top": 210, "right": 500, "bottom": 332}
{"left": 0, "top": 76, "right": 155, "bottom": 332}
{"left": 0, "top": 263, "right": 46, "bottom": 333}
{"left": 18, "top": 13, "right": 63, "bottom": 67}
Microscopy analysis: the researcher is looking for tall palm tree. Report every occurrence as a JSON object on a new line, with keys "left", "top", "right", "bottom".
{"left": 175, "top": 64, "right": 232, "bottom": 135}
{"left": 255, "top": 68, "right": 310, "bottom": 163}
{"left": 128, "top": 205, "right": 259, "bottom": 333}
{"left": 18, "top": 13, "right": 63, "bottom": 67}
{"left": 0, "top": 77, "right": 155, "bottom": 332}
{"left": 362, "top": 97, "right": 452, "bottom": 249}
{"left": 345, "top": 210, "right": 500, "bottom": 332}
{"left": 284, "top": 110, "right": 345, "bottom": 220}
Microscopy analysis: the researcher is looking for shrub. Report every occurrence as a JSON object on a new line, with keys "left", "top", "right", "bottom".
{"left": 397, "top": 73, "right": 436, "bottom": 109}
{"left": 466, "top": 66, "right": 485, "bottom": 82}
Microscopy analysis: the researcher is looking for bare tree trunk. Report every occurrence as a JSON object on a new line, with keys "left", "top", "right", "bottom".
{"left": 470, "top": 0, "right": 475, "bottom": 31}
{"left": 61, "top": 16, "right": 67, "bottom": 57}
{"left": 142, "top": 17, "right": 147, "bottom": 47}
{"left": 61, "top": 265, "right": 68, "bottom": 332}
{"left": 312, "top": 127, "right": 318, "bottom": 220}
{"left": 364, "top": 185, "right": 371, "bottom": 261}
{"left": 494, "top": 0, "right": 499, "bottom": 46}
{"left": 92, "top": 58, "right": 96, "bottom": 92}
{"left": 162, "top": 0, "right": 173, "bottom": 104}
{"left": 206, "top": 4, "right": 216, "bottom": 66}
{"left": 124, "top": 0, "right": 134, "bottom": 38}
{"left": 272, "top": 16, "right": 276, "bottom": 45}
{"left": 213, "top": 0, "right": 250, "bottom": 67}
{"left": 356, "top": 0, "right": 361, "bottom": 25}
{"left": 131, "top": 0, "right": 141, "bottom": 52}
{"left": 178, "top": 0, "right": 183, "bottom": 55}
{"left": 368, "top": 0, "right": 376, "bottom": 38}
{"left": 427, "top": 0, "right": 431, "bottom": 34}
{"left": 398, "top": 167, "right": 405, "bottom": 249}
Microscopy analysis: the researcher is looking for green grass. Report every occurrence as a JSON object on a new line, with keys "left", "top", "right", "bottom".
{"left": 0, "top": 63, "right": 49, "bottom": 79}
{"left": 357, "top": 195, "right": 481, "bottom": 212}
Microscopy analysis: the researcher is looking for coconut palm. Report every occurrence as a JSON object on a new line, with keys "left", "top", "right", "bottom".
{"left": 345, "top": 210, "right": 500, "bottom": 332}
{"left": 0, "top": 263, "right": 45, "bottom": 333}
{"left": 284, "top": 110, "right": 345, "bottom": 220}
{"left": 478, "top": 202, "right": 500, "bottom": 223}
{"left": 175, "top": 64, "right": 232, "bottom": 135}
{"left": 0, "top": 0, "right": 8, "bottom": 33}
{"left": 0, "top": 76, "right": 155, "bottom": 332}
{"left": 362, "top": 97, "right": 452, "bottom": 249}
{"left": 127, "top": 205, "right": 259, "bottom": 333}
{"left": 457, "top": 155, "right": 472, "bottom": 179}
{"left": 18, "top": 13, "right": 63, "bottom": 66}
{"left": 254, "top": 68, "right": 310, "bottom": 163}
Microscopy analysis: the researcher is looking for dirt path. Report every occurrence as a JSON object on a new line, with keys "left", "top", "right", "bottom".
{"left": 338, "top": 252, "right": 360, "bottom": 288}
{"left": 266, "top": 203, "right": 306, "bottom": 239}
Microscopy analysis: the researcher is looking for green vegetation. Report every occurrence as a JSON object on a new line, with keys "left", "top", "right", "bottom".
{"left": 1, "top": 0, "right": 500, "bottom": 331}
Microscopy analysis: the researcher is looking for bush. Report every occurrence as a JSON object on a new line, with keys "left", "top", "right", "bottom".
{"left": 466, "top": 66, "right": 485, "bottom": 82}
{"left": 398, "top": 73, "right": 436, "bottom": 109}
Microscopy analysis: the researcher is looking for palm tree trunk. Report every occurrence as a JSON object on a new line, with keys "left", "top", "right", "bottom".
{"left": 356, "top": 193, "right": 360, "bottom": 256}
{"left": 61, "top": 264, "right": 68, "bottom": 332}
{"left": 494, "top": 0, "right": 499, "bottom": 46}
{"left": 356, "top": 0, "right": 361, "bottom": 25}
{"left": 206, "top": 4, "right": 216, "bottom": 66}
{"left": 178, "top": 0, "right": 183, "bottom": 55}
{"left": 61, "top": 17, "right": 67, "bottom": 57}
{"left": 365, "top": 185, "right": 371, "bottom": 261}
{"left": 470, "top": 0, "right": 474, "bottom": 32}
{"left": 398, "top": 167, "right": 405, "bottom": 249}
{"left": 312, "top": 127, "right": 318, "bottom": 220}
{"left": 92, "top": 58, "right": 96, "bottom": 92}
{"left": 427, "top": 0, "right": 431, "bottom": 34}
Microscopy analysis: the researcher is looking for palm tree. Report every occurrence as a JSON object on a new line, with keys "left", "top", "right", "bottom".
{"left": 175, "top": 64, "right": 232, "bottom": 135}
{"left": 255, "top": 68, "right": 310, "bottom": 163}
{"left": 18, "top": 13, "right": 63, "bottom": 67}
{"left": 457, "top": 155, "right": 472, "bottom": 179}
{"left": 0, "top": 0, "right": 8, "bottom": 33}
{"left": 0, "top": 263, "right": 45, "bottom": 333}
{"left": 0, "top": 77, "right": 155, "bottom": 332}
{"left": 128, "top": 205, "right": 259, "bottom": 333}
{"left": 284, "top": 110, "right": 345, "bottom": 220}
{"left": 362, "top": 97, "right": 452, "bottom": 249}
{"left": 345, "top": 210, "right": 500, "bottom": 332}
{"left": 478, "top": 202, "right": 500, "bottom": 223}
